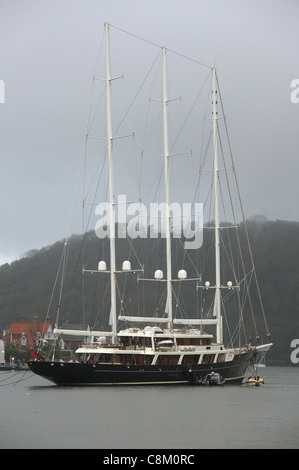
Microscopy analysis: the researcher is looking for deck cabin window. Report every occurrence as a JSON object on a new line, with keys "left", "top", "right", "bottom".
{"left": 176, "top": 338, "right": 211, "bottom": 346}
{"left": 113, "top": 354, "right": 137, "bottom": 364}
{"left": 95, "top": 353, "right": 155, "bottom": 365}
{"left": 98, "top": 354, "right": 113, "bottom": 364}
{"left": 217, "top": 353, "right": 226, "bottom": 363}
{"left": 155, "top": 355, "right": 180, "bottom": 365}
{"left": 202, "top": 354, "right": 215, "bottom": 364}
{"left": 182, "top": 355, "right": 200, "bottom": 365}
{"left": 120, "top": 336, "right": 152, "bottom": 349}
{"left": 104, "top": 354, "right": 113, "bottom": 363}
{"left": 144, "top": 355, "right": 154, "bottom": 365}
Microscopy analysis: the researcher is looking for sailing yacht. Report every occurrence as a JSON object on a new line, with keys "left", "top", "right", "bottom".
{"left": 28, "top": 23, "right": 272, "bottom": 385}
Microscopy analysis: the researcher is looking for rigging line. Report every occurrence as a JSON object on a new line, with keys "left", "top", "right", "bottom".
{"left": 50, "top": 44, "right": 107, "bottom": 326}
{"left": 86, "top": 87, "right": 106, "bottom": 137}
{"left": 231, "top": 270, "right": 254, "bottom": 347}
{"left": 12, "top": 370, "right": 29, "bottom": 386}
{"left": 166, "top": 48, "right": 212, "bottom": 70}
{"left": 110, "top": 23, "right": 163, "bottom": 49}
{"left": 0, "top": 370, "right": 22, "bottom": 383}
{"left": 141, "top": 54, "right": 162, "bottom": 146}
{"left": 113, "top": 144, "right": 139, "bottom": 197}
{"left": 0, "top": 370, "right": 34, "bottom": 386}
{"left": 88, "top": 244, "right": 102, "bottom": 326}
{"left": 125, "top": 234, "right": 144, "bottom": 270}
{"left": 60, "top": 236, "right": 71, "bottom": 299}
{"left": 83, "top": 149, "right": 108, "bottom": 238}
{"left": 240, "top": 270, "right": 254, "bottom": 311}
{"left": 142, "top": 163, "right": 164, "bottom": 207}
{"left": 116, "top": 277, "right": 130, "bottom": 317}
{"left": 139, "top": 54, "right": 162, "bottom": 199}
{"left": 46, "top": 108, "right": 93, "bottom": 327}
{"left": 83, "top": 141, "right": 107, "bottom": 204}
{"left": 141, "top": 109, "right": 164, "bottom": 164}
{"left": 85, "top": 30, "right": 105, "bottom": 136}
{"left": 119, "top": 237, "right": 145, "bottom": 314}
{"left": 217, "top": 133, "right": 248, "bottom": 343}
{"left": 217, "top": 75, "right": 270, "bottom": 339}
{"left": 109, "top": 24, "right": 212, "bottom": 68}
{"left": 215, "top": 81, "right": 257, "bottom": 341}
{"left": 197, "top": 74, "right": 213, "bottom": 170}
{"left": 83, "top": 28, "right": 106, "bottom": 139}
{"left": 218, "top": 200, "right": 255, "bottom": 341}
{"left": 170, "top": 69, "right": 211, "bottom": 152}
{"left": 217, "top": 117, "right": 238, "bottom": 226}
{"left": 82, "top": 34, "right": 108, "bottom": 211}
{"left": 227, "top": 315, "right": 244, "bottom": 349}
{"left": 42, "top": 242, "right": 68, "bottom": 334}
{"left": 59, "top": 230, "right": 93, "bottom": 325}
{"left": 177, "top": 237, "right": 200, "bottom": 278}
{"left": 53, "top": 240, "right": 70, "bottom": 330}
{"left": 156, "top": 289, "right": 168, "bottom": 318}
{"left": 194, "top": 129, "right": 212, "bottom": 203}
{"left": 92, "top": 280, "right": 111, "bottom": 329}
{"left": 220, "top": 301, "right": 234, "bottom": 347}
{"left": 55, "top": 39, "right": 105, "bottom": 260}
{"left": 172, "top": 288, "right": 186, "bottom": 320}
{"left": 115, "top": 50, "right": 161, "bottom": 135}
{"left": 93, "top": 28, "right": 105, "bottom": 79}
{"left": 141, "top": 95, "right": 164, "bottom": 155}
{"left": 68, "top": 43, "right": 106, "bottom": 239}
{"left": 118, "top": 239, "right": 138, "bottom": 308}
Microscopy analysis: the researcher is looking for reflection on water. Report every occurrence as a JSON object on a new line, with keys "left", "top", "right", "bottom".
{"left": 0, "top": 366, "right": 298, "bottom": 449}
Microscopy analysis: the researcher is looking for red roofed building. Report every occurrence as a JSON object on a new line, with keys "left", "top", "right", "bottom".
{"left": 4, "top": 315, "right": 52, "bottom": 349}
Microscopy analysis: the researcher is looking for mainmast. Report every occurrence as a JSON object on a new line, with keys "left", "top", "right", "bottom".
{"left": 162, "top": 46, "right": 173, "bottom": 329}
{"left": 212, "top": 67, "right": 222, "bottom": 343}
{"left": 105, "top": 22, "right": 117, "bottom": 342}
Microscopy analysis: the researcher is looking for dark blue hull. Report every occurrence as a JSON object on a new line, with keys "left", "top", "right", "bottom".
{"left": 28, "top": 350, "right": 255, "bottom": 386}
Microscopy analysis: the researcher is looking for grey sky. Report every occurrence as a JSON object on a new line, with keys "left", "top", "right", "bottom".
{"left": 0, "top": 0, "right": 298, "bottom": 265}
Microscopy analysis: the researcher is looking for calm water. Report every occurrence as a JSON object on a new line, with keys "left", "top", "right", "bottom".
{"left": 0, "top": 366, "right": 298, "bottom": 449}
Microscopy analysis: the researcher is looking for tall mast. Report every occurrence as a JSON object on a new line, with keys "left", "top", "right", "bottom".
{"left": 212, "top": 67, "right": 222, "bottom": 343}
{"left": 105, "top": 22, "right": 117, "bottom": 342}
{"left": 162, "top": 46, "right": 173, "bottom": 329}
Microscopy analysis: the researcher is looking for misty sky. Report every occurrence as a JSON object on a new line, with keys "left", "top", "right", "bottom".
{"left": 0, "top": 0, "right": 298, "bottom": 265}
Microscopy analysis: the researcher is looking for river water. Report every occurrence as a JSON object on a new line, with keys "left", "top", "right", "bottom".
{"left": 0, "top": 366, "right": 298, "bottom": 450}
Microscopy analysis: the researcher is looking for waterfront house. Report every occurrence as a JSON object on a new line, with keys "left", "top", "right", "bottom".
{"left": 3, "top": 315, "right": 51, "bottom": 349}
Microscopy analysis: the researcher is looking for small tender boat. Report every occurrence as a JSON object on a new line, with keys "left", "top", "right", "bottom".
{"left": 155, "top": 340, "right": 175, "bottom": 350}
{"left": 202, "top": 371, "right": 225, "bottom": 386}
{"left": 245, "top": 375, "right": 264, "bottom": 386}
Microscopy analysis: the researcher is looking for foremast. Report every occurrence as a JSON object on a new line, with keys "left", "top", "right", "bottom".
{"left": 105, "top": 22, "right": 117, "bottom": 343}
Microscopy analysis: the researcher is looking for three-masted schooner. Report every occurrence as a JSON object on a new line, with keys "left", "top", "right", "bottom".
{"left": 28, "top": 23, "right": 272, "bottom": 385}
